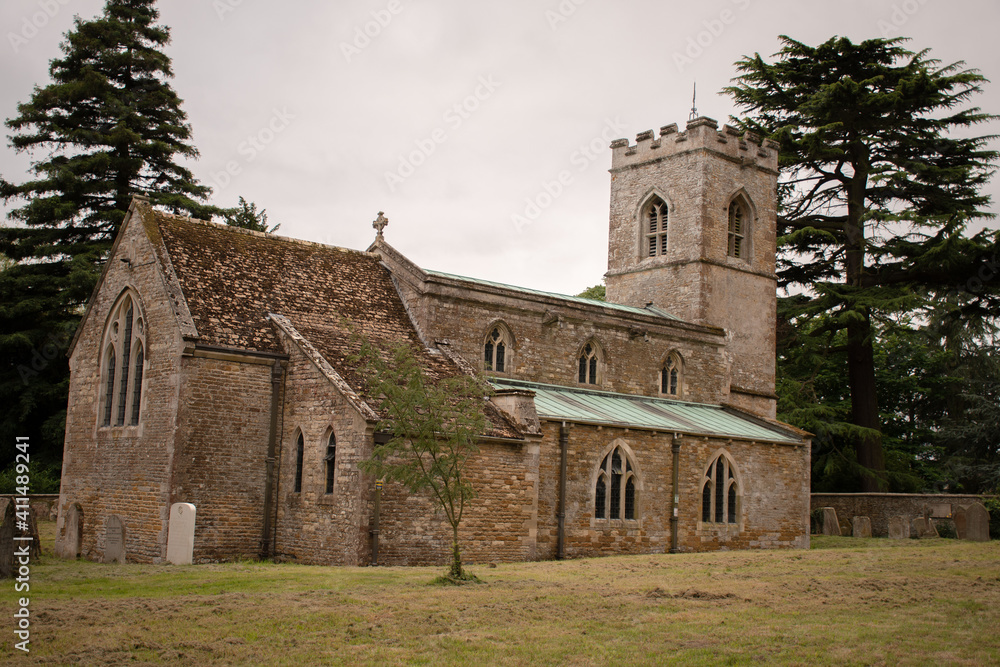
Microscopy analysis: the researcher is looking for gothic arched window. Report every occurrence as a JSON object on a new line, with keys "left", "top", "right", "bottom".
{"left": 728, "top": 198, "right": 749, "bottom": 260}
{"left": 484, "top": 324, "right": 513, "bottom": 373}
{"left": 99, "top": 291, "right": 146, "bottom": 427}
{"left": 701, "top": 451, "right": 741, "bottom": 525}
{"left": 644, "top": 195, "right": 669, "bottom": 257}
{"left": 294, "top": 432, "right": 304, "bottom": 493}
{"left": 578, "top": 341, "right": 602, "bottom": 385}
{"left": 595, "top": 444, "right": 638, "bottom": 521}
{"left": 661, "top": 352, "right": 682, "bottom": 397}
{"left": 325, "top": 431, "right": 337, "bottom": 494}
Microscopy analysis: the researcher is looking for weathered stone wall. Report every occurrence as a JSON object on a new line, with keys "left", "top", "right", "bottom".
{"left": 605, "top": 118, "right": 779, "bottom": 418}
{"left": 811, "top": 493, "right": 996, "bottom": 537}
{"left": 273, "top": 340, "right": 372, "bottom": 566}
{"left": 377, "top": 438, "right": 540, "bottom": 566}
{"left": 170, "top": 353, "right": 276, "bottom": 562}
{"left": 532, "top": 422, "right": 810, "bottom": 559}
{"left": 379, "top": 257, "right": 730, "bottom": 406}
{"left": 57, "top": 209, "right": 182, "bottom": 563}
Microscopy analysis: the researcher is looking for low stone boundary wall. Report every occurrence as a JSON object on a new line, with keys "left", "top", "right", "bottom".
{"left": 0, "top": 494, "right": 60, "bottom": 521}
{"left": 811, "top": 493, "right": 993, "bottom": 537}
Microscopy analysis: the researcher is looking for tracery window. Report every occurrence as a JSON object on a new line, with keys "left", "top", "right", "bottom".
{"left": 644, "top": 196, "right": 669, "bottom": 257}
{"left": 661, "top": 352, "right": 682, "bottom": 396}
{"left": 701, "top": 452, "right": 741, "bottom": 525}
{"left": 594, "top": 444, "right": 638, "bottom": 521}
{"left": 578, "top": 341, "right": 603, "bottom": 385}
{"left": 99, "top": 291, "right": 146, "bottom": 427}
{"left": 325, "top": 432, "right": 337, "bottom": 494}
{"left": 484, "top": 324, "right": 512, "bottom": 373}
{"left": 727, "top": 198, "right": 748, "bottom": 259}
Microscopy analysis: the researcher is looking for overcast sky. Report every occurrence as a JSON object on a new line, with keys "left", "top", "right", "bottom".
{"left": 3, "top": 0, "right": 999, "bottom": 295}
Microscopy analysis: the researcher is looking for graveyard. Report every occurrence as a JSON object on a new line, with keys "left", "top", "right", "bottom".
{"left": 0, "top": 519, "right": 997, "bottom": 665}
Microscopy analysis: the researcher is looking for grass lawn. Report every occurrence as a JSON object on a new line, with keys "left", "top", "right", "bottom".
{"left": 1, "top": 521, "right": 998, "bottom": 665}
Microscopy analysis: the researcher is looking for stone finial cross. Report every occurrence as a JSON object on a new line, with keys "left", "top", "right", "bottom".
{"left": 373, "top": 211, "right": 389, "bottom": 237}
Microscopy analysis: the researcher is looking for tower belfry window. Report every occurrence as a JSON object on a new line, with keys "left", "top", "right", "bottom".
{"left": 645, "top": 197, "right": 668, "bottom": 257}
{"left": 728, "top": 200, "right": 747, "bottom": 259}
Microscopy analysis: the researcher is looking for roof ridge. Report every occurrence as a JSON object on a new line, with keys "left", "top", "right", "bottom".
{"left": 151, "top": 208, "right": 377, "bottom": 257}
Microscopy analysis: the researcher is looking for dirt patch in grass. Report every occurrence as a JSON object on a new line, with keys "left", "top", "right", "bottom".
{"left": 1, "top": 525, "right": 998, "bottom": 665}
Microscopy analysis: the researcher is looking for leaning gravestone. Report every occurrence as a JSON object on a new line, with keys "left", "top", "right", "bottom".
{"left": 166, "top": 503, "right": 196, "bottom": 565}
{"left": 852, "top": 516, "right": 872, "bottom": 538}
{"left": 820, "top": 507, "right": 841, "bottom": 536}
{"left": 888, "top": 515, "right": 910, "bottom": 539}
{"left": 955, "top": 502, "right": 990, "bottom": 542}
{"left": 57, "top": 504, "right": 84, "bottom": 559}
{"left": 104, "top": 515, "right": 126, "bottom": 564}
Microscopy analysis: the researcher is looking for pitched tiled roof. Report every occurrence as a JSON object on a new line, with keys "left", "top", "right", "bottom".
{"left": 144, "top": 207, "right": 522, "bottom": 440}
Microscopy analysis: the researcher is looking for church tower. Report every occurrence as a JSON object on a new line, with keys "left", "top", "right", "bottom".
{"left": 604, "top": 117, "right": 780, "bottom": 418}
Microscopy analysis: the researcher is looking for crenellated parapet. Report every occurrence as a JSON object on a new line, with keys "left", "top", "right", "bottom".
{"left": 610, "top": 116, "right": 779, "bottom": 173}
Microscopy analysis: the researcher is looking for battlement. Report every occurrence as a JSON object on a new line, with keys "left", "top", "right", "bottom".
{"left": 610, "top": 116, "right": 779, "bottom": 172}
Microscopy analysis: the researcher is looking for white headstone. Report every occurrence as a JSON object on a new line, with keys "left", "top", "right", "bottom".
{"left": 166, "top": 503, "right": 196, "bottom": 565}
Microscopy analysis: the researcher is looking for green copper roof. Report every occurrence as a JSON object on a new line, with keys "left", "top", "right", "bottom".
{"left": 425, "top": 269, "right": 681, "bottom": 320}
{"left": 491, "top": 379, "right": 801, "bottom": 443}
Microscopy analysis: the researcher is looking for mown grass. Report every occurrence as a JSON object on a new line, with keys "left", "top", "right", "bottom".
{"left": 1, "top": 523, "right": 998, "bottom": 665}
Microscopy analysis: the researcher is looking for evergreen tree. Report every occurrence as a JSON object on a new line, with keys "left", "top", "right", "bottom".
{"left": 223, "top": 196, "right": 279, "bottom": 233}
{"left": 726, "top": 36, "right": 998, "bottom": 491}
{"left": 0, "top": 0, "right": 214, "bottom": 486}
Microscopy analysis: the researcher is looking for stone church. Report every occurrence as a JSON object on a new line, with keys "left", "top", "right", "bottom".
{"left": 55, "top": 116, "right": 811, "bottom": 565}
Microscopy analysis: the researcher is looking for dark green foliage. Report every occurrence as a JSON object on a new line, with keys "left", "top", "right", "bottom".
{"left": 0, "top": 0, "right": 214, "bottom": 487}
{"left": 223, "top": 196, "right": 279, "bottom": 233}
{"left": 352, "top": 336, "right": 492, "bottom": 580}
{"left": 727, "top": 35, "right": 998, "bottom": 491}
{"left": 576, "top": 284, "right": 605, "bottom": 301}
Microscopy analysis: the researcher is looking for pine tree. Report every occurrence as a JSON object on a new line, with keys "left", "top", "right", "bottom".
{"left": 223, "top": 196, "right": 279, "bottom": 233}
{"left": 726, "top": 36, "right": 998, "bottom": 491}
{"left": 0, "top": 0, "right": 214, "bottom": 485}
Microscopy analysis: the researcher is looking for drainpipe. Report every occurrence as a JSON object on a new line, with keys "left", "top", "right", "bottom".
{"left": 670, "top": 435, "right": 681, "bottom": 554}
{"left": 557, "top": 422, "right": 569, "bottom": 560}
{"left": 260, "top": 360, "right": 285, "bottom": 559}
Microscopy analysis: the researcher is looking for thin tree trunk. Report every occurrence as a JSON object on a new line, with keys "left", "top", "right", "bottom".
{"left": 449, "top": 523, "right": 462, "bottom": 578}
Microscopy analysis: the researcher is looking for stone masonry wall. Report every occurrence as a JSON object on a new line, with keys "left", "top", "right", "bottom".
{"left": 387, "top": 271, "right": 730, "bottom": 406}
{"left": 57, "top": 210, "right": 183, "bottom": 563}
{"left": 377, "top": 438, "right": 540, "bottom": 566}
{"left": 170, "top": 354, "right": 275, "bottom": 562}
{"left": 273, "top": 340, "right": 372, "bottom": 566}
{"left": 533, "top": 422, "right": 810, "bottom": 558}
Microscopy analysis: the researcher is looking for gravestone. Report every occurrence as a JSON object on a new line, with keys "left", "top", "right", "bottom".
{"left": 0, "top": 503, "right": 41, "bottom": 578}
{"left": 911, "top": 508, "right": 939, "bottom": 539}
{"left": 955, "top": 503, "right": 990, "bottom": 542}
{"left": 819, "top": 507, "right": 841, "bottom": 536}
{"left": 852, "top": 516, "right": 872, "bottom": 538}
{"left": 57, "top": 504, "right": 84, "bottom": 559}
{"left": 167, "top": 503, "right": 196, "bottom": 565}
{"left": 888, "top": 515, "right": 910, "bottom": 539}
{"left": 104, "top": 515, "right": 126, "bottom": 564}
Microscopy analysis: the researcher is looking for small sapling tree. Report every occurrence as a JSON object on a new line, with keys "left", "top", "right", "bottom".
{"left": 354, "top": 336, "right": 492, "bottom": 581}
